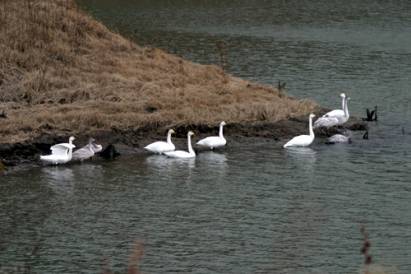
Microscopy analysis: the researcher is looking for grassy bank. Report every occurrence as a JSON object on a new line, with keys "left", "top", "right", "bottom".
{"left": 0, "top": 0, "right": 317, "bottom": 145}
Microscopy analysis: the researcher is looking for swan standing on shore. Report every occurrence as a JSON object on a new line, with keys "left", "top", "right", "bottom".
{"left": 314, "top": 96, "right": 350, "bottom": 128}
{"left": 72, "top": 138, "right": 102, "bottom": 161}
{"left": 40, "top": 136, "right": 76, "bottom": 165}
{"left": 196, "top": 121, "right": 227, "bottom": 150}
{"left": 164, "top": 131, "right": 196, "bottom": 158}
{"left": 144, "top": 129, "right": 175, "bottom": 154}
{"left": 283, "top": 114, "right": 315, "bottom": 148}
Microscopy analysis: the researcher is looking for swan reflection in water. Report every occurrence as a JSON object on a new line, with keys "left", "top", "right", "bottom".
{"left": 197, "top": 151, "right": 228, "bottom": 178}
{"left": 41, "top": 166, "right": 75, "bottom": 194}
{"left": 146, "top": 155, "right": 196, "bottom": 170}
{"left": 146, "top": 155, "right": 196, "bottom": 183}
{"left": 197, "top": 151, "right": 227, "bottom": 164}
{"left": 284, "top": 147, "right": 317, "bottom": 171}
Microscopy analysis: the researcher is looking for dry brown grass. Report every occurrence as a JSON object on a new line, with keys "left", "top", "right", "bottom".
{"left": 0, "top": 0, "right": 317, "bottom": 144}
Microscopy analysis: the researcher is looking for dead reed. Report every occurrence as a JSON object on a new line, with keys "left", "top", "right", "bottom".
{"left": 360, "top": 225, "right": 395, "bottom": 274}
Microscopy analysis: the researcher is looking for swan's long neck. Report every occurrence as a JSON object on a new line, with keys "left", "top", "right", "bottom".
{"left": 68, "top": 139, "right": 74, "bottom": 157}
{"left": 309, "top": 116, "right": 314, "bottom": 137}
{"left": 187, "top": 135, "right": 194, "bottom": 154}
{"left": 344, "top": 98, "right": 349, "bottom": 118}
{"left": 342, "top": 96, "right": 346, "bottom": 110}
{"left": 219, "top": 124, "right": 224, "bottom": 138}
{"left": 167, "top": 132, "right": 172, "bottom": 144}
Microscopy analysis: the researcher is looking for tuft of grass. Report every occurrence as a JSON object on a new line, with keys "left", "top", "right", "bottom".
{"left": 0, "top": 0, "right": 317, "bottom": 144}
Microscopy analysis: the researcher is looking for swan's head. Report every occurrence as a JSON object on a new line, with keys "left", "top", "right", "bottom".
{"left": 309, "top": 113, "right": 316, "bottom": 119}
{"left": 187, "top": 131, "right": 195, "bottom": 136}
{"left": 69, "top": 136, "right": 76, "bottom": 142}
{"left": 340, "top": 93, "right": 346, "bottom": 98}
{"left": 168, "top": 129, "right": 175, "bottom": 134}
{"left": 220, "top": 121, "right": 226, "bottom": 126}
{"left": 88, "top": 137, "right": 96, "bottom": 143}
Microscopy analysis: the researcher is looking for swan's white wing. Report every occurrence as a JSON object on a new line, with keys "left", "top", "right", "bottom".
{"left": 313, "top": 117, "right": 339, "bottom": 128}
{"left": 196, "top": 136, "right": 226, "bottom": 148}
{"left": 72, "top": 145, "right": 94, "bottom": 160}
{"left": 51, "top": 143, "right": 75, "bottom": 150}
{"left": 283, "top": 135, "right": 313, "bottom": 148}
{"left": 144, "top": 141, "right": 175, "bottom": 153}
{"left": 164, "top": 150, "right": 194, "bottom": 158}
{"left": 323, "top": 109, "right": 344, "bottom": 118}
{"left": 50, "top": 144, "right": 70, "bottom": 156}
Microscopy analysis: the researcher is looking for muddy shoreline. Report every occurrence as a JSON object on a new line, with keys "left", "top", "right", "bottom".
{"left": 0, "top": 116, "right": 367, "bottom": 169}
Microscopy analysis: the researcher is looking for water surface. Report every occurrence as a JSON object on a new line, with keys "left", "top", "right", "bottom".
{"left": 2, "top": 1, "right": 411, "bottom": 273}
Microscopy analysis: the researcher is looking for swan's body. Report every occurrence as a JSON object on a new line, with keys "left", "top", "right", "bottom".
{"left": 144, "top": 129, "right": 175, "bottom": 154}
{"left": 283, "top": 114, "right": 315, "bottom": 148}
{"left": 196, "top": 121, "right": 226, "bottom": 149}
{"left": 313, "top": 116, "right": 340, "bottom": 128}
{"left": 326, "top": 134, "right": 352, "bottom": 144}
{"left": 72, "top": 138, "right": 102, "bottom": 161}
{"left": 40, "top": 136, "right": 76, "bottom": 165}
{"left": 164, "top": 131, "right": 195, "bottom": 158}
{"left": 314, "top": 96, "right": 350, "bottom": 128}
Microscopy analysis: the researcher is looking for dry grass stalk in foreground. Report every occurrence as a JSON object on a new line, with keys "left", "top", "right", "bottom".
{"left": 101, "top": 241, "right": 144, "bottom": 274}
{"left": 360, "top": 225, "right": 395, "bottom": 274}
{"left": 0, "top": 0, "right": 317, "bottom": 144}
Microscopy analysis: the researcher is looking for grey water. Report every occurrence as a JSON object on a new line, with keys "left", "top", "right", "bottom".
{"left": 2, "top": 0, "right": 411, "bottom": 273}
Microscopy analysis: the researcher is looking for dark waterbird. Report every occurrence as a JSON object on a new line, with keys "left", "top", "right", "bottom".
{"left": 277, "top": 80, "right": 286, "bottom": 91}
{"left": 363, "top": 130, "right": 369, "bottom": 140}
{"left": 99, "top": 144, "right": 120, "bottom": 160}
{"left": 362, "top": 106, "right": 378, "bottom": 121}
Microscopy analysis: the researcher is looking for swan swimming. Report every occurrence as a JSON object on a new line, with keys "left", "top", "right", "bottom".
{"left": 283, "top": 114, "right": 316, "bottom": 148}
{"left": 326, "top": 134, "right": 351, "bottom": 144}
{"left": 326, "top": 130, "right": 352, "bottom": 144}
{"left": 314, "top": 96, "right": 350, "bottom": 128}
{"left": 196, "top": 121, "right": 227, "bottom": 150}
{"left": 72, "top": 138, "right": 102, "bottom": 161}
{"left": 164, "top": 131, "right": 196, "bottom": 158}
{"left": 40, "top": 136, "right": 76, "bottom": 165}
{"left": 144, "top": 129, "right": 176, "bottom": 154}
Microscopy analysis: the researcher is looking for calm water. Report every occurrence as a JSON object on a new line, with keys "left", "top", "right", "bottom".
{"left": 2, "top": 1, "right": 411, "bottom": 273}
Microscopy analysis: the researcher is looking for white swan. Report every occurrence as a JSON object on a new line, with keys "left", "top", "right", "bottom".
{"left": 72, "top": 138, "right": 102, "bottom": 161}
{"left": 40, "top": 136, "right": 76, "bottom": 165}
{"left": 326, "top": 130, "right": 352, "bottom": 144}
{"left": 144, "top": 129, "right": 175, "bottom": 154}
{"left": 326, "top": 134, "right": 351, "bottom": 144}
{"left": 283, "top": 114, "right": 315, "bottom": 148}
{"left": 196, "top": 121, "right": 227, "bottom": 150}
{"left": 164, "top": 131, "right": 196, "bottom": 158}
{"left": 323, "top": 93, "right": 346, "bottom": 118}
{"left": 314, "top": 96, "right": 350, "bottom": 128}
